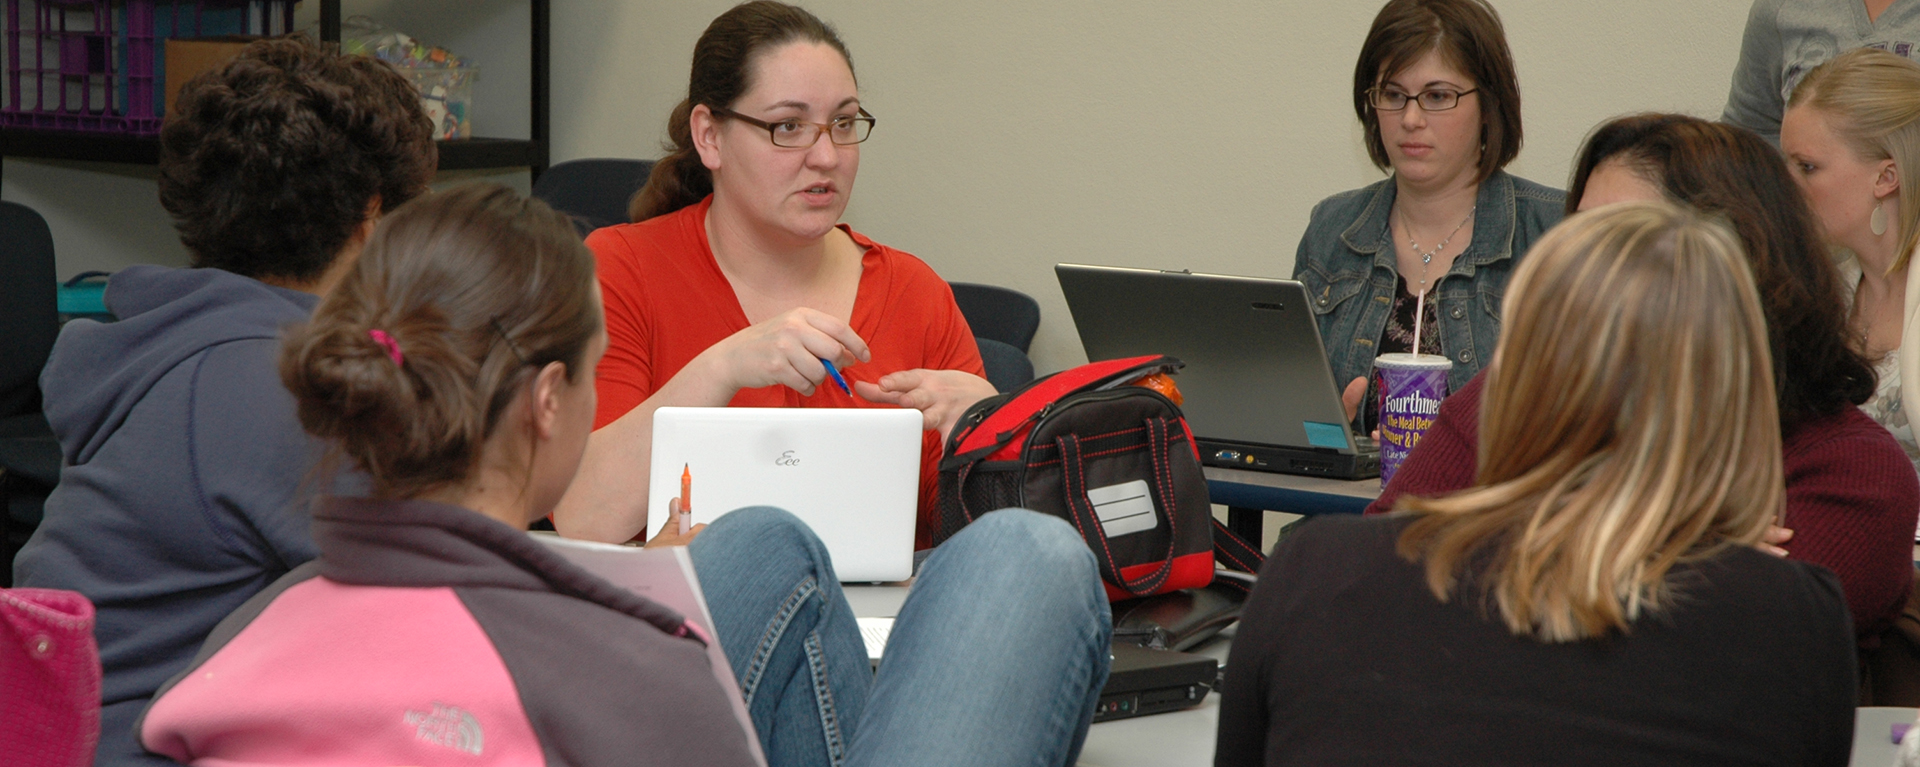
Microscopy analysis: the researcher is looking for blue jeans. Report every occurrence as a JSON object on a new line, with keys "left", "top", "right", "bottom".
{"left": 690, "top": 507, "right": 1112, "bottom": 767}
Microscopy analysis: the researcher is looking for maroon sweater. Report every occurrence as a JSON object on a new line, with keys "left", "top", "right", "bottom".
{"left": 1367, "top": 372, "right": 1920, "bottom": 640}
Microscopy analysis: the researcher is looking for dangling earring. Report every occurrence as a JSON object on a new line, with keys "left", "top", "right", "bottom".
{"left": 1872, "top": 202, "right": 1890, "bottom": 237}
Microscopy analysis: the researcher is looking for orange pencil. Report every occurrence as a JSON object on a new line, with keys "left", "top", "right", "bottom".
{"left": 677, "top": 464, "right": 693, "bottom": 536}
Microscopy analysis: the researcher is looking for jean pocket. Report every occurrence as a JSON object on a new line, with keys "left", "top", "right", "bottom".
{"left": 1477, "top": 285, "right": 1505, "bottom": 321}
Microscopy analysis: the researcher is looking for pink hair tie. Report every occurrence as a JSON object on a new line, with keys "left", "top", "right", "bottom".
{"left": 368, "top": 329, "right": 404, "bottom": 366}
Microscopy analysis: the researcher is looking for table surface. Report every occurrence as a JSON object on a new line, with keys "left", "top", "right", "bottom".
{"left": 1202, "top": 465, "right": 1383, "bottom": 500}
{"left": 1854, "top": 707, "right": 1915, "bottom": 767}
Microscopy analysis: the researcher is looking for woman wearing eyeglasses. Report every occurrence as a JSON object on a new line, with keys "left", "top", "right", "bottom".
{"left": 554, "top": 1, "right": 997, "bottom": 548}
{"left": 545, "top": 6, "right": 1112, "bottom": 764}
{"left": 1295, "top": 0, "right": 1563, "bottom": 417}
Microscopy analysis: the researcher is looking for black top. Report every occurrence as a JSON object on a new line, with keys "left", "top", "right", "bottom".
{"left": 1214, "top": 515, "right": 1857, "bottom": 767}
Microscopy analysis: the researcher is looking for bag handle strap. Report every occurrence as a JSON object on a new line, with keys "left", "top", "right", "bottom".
{"left": 948, "top": 354, "right": 1182, "bottom": 462}
{"left": 1056, "top": 420, "right": 1182, "bottom": 598}
{"left": 1208, "top": 520, "right": 1265, "bottom": 595}
{"left": 953, "top": 461, "right": 980, "bottom": 525}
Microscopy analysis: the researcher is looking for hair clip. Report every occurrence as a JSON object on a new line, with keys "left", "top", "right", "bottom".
{"left": 490, "top": 317, "right": 531, "bottom": 365}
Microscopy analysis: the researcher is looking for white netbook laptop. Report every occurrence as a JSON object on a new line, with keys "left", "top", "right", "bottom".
{"left": 648, "top": 407, "right": 923, "bottom": 583}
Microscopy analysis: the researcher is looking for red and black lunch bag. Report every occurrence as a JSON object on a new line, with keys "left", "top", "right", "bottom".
{"left": 936, "top": 355, "right": 1264, "bottom": 600}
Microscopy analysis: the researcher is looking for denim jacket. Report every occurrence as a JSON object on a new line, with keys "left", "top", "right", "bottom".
{"left": 1292, "top": 170, "right": 1565, "bottom": 394}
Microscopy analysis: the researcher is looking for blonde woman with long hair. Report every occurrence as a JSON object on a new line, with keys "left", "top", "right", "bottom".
{"left": 1782, "top": 48, "right": 1920, "bottom": 486}
{"left": 1214, "top": 202, "right": 1855, "bottom": 766}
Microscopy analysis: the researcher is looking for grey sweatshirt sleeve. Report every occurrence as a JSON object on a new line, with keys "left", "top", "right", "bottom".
{"left": 188, "top": 338, "right": 324, "bottom": 572}
{"left": 1722, "top": 0, "right": 1787, "bottom": 145}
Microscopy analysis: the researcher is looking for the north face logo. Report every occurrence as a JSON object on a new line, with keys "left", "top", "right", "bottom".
{"left": 404, "top": 702, "right": 484, "bottom": 755}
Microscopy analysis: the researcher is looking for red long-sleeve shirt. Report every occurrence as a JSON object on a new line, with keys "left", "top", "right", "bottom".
{"left": 1368, "top": 372, "right": 1920, "bottom": 640}
{"left": 585, "top": 196, "right": 985, "bottom": 549}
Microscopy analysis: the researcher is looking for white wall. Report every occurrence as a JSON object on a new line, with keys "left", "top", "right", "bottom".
{"left": 552, "top": 0, "right": 1756, "bottom": 374}
{"left": 6, "top": 0, "right": 1753, "bottom": 375}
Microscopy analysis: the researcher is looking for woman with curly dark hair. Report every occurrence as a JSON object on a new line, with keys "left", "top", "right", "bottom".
{"left": 13, "top": 35, "right": 435, "bottom": 767}
{"left": 1365, "top": 114, "right": 1919, "bottom": 670}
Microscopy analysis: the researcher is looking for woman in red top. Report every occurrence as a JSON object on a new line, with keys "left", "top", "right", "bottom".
{"left": 554, "top": 2, "right": 996, "bottom": 546}
{"left": 1369, "top": 114, "right": 1920, "bottom": 658}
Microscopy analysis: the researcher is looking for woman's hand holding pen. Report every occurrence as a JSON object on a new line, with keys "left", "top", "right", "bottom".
{"left": 698, "top": 307, "right": 870, "bottom": 397}
{"left": 856, "top": 369, "right": 999, "bottom": 440}
{"left": 642, "top": 498, "right": 707, "bottom": 548}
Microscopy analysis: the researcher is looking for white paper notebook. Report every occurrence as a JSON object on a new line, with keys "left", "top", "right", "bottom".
{"left": 649, "top": 407, "right": 924, "bottom": 583}
{"left": 857, "top": 617, "right": 893, "bottom": 665}
{"left": 531, "top": 533, "right": 767, "bottom": 767}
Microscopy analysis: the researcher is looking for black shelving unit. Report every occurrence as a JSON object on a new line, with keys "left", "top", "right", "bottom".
{"left": 1, "top": 0, "right": 549, "bottom": 181}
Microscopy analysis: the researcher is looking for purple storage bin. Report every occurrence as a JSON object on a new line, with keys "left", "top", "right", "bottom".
{"left": 2, "top": 0, "right": 292, "bottom": 136}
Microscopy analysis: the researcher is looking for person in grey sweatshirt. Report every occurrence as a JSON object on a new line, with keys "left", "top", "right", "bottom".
{"left": 1723, "top": 0, "right": 1920, "bottom": 145}
{"left": 12, "top": 37, "right": 436, "bottom": 767}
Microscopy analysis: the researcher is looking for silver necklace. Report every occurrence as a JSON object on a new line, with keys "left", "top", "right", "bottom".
{"left": 1401, "top": 206, "right": 1475, "bottom": 292}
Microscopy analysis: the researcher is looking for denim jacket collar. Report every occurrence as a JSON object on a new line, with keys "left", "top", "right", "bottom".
{"left": 1338, "top": 170, "right": 1522, "bottom": 282}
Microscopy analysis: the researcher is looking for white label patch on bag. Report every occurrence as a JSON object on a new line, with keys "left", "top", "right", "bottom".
{"left": 1087, "top": 479, "right": 1158, "bottom": 538}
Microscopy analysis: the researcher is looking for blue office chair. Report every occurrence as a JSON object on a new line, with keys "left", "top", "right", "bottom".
{"left": 950, "top": 282, "right": 1041, "bottom": 354}
{"left": 1, "top": 202, "right": 63, "bottom": 587}
{"left": 531, "top": 158, "right": 657, "bottom": 235}
{"left": 977, "top": 338, "right": 1036, "bottom": 394}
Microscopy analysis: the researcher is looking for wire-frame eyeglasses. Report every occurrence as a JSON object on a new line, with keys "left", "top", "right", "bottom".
{"left": 710, "top": 105, "right": 876, "bottom": 147}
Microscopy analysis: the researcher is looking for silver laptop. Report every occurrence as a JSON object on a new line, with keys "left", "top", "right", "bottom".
{"left": 1055, "top": 264, "right": 1380, "bottom": 479}
{"left": 649, "top": 407, "right": 923, "bottom": 582}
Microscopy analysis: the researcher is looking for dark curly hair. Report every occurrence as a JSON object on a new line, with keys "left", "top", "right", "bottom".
{"left": 159, "top": 35, "right": 436, "bottom": 283}
{"left": 1567, "top": 113, "right": 1876, "bottom": 430}
{"left": 630, "top": 1, "right": 853, "bottom": 223}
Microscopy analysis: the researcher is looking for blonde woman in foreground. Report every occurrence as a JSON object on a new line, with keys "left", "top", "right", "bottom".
{"left": 1214, "top": 201, "right": 1856, "bottom": 766}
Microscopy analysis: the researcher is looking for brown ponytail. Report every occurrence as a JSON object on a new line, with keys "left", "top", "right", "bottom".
{"left": 628, "top": 1, "right": 855, "bottom": 223}
{"left": 281, "top": 183, "right": 601, "bottom": 499}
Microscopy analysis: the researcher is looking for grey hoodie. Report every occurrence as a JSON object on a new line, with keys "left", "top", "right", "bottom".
{"left": 1722, "top": 0, "right": 1920, "bottom": 145}
{"left": 14, "top": 265, "right": 340, "bottom": 767}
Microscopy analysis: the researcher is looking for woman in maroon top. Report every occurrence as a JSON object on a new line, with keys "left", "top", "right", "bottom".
{"left": 1369, "top": 114, "right": 1919, "bottom": 652}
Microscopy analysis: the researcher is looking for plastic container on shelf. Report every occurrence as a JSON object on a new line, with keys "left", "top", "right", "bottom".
{"left": 342, "top": 16, "right": 476, "bottom": 141}
{"left": 405, "top": 65, "right": 477, "bottom": 140}
{"left": 0, "top": 0, "right": 293, "bottom": 136}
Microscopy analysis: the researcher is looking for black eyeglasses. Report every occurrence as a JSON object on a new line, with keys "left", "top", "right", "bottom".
{"left": 1367, "top": 87, "right": 1478, "bottom": 112}
{"left": 709, "top": 105, "right": 876, "bottom": 147}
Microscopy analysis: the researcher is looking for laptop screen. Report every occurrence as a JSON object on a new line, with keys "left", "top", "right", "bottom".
{"left": 1055, "top": 264, "right": 1359, "bottom": 455}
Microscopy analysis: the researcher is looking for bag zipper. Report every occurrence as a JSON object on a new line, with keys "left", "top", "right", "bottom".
{"left": 1019, "top": 387, "right": 1180, "bottom": 458}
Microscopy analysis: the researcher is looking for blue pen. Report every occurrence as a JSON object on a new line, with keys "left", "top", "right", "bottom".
{"left": 820, "top": 358, "right": 853, "bottom": 395}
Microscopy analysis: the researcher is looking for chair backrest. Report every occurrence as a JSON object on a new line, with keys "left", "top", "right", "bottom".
{"left": 976, "top": 337, "right": 1035, "bottom": 394}
{"left": 0, "top": 202, "right": 60, "bottom": 421}
{"left": 530, "top": 158, "right": 657, "bottom": 235}
{"left": 950, "top": 282, "right": 1041, "bottom": 354}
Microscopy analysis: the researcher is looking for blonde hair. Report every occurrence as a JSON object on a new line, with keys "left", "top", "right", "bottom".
{"left": 1395, "top": 201, "right": 1784, "bottom": 643}
{"left": 1790, "top": 48, "right": 1920, "bottom": 269}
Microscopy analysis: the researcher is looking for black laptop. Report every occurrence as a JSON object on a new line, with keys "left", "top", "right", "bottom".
{"left": 1056, "top": 264, "right": 1380, "bottom": 480}
{"left": 1093, "top": 644, "right": 1219, "bottom": 722}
